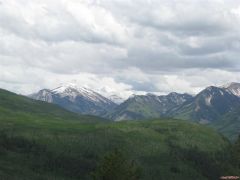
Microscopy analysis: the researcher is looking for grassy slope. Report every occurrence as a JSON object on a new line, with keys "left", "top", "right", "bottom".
{"left": 107, "top": 96, "right": 163, "bottom": 121}
{"left": 0, "top": 89, "right": 238, "bottom": 179}
{"left": 211, "top": 107, "right": 240, "bottom": 141}
{"left": 0, "top": 88, "right": 106, "bottom": 122}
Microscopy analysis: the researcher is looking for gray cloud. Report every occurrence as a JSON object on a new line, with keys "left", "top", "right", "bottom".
{"left": 1, "top": 0, "right": 240, "bottom": 97}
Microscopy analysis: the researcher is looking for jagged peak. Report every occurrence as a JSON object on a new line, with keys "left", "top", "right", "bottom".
{"left": 51, "top": 83, "right": 91, "bottom": 94}
{"left": 201, "top": 86, "right": 225, "bottom": 93}
{"left": 222, "top": 82, "right": 240, "bottom": 97}
{"left": 197, "top": 86, "right": 223, "bottom": 97}
{"left": 37, "top": 84, "right": 114, "bottom": 104}
{"left": 196, "top": 85, "right": 234, "bottom": 98}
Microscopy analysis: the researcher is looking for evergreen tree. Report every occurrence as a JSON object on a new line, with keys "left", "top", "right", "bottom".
{"left": 92, "top": 149, "right": 141, "bottom": 180}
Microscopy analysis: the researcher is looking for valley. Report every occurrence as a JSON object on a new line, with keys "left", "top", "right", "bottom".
{"left": 30, "top": 82, "right": 240, "bottom": 141}
{"left": 0, "top": 88, "right": 239, "bottom": 179}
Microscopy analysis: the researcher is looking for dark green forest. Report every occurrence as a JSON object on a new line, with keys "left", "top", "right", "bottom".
{"left": 0, "top": 89, "right": 239, "bottom": 179}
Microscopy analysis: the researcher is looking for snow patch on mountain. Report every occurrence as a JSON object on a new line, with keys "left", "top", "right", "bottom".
{"left": 223, "top": 82, "right": 240, "bottom": 97}
{"left": 50, "top": 83, "right": 113, "bottom": 104}
{"left": 30, "top": 89, "right": 53, "bottom": 103}
{"left": 29, "top": 83, "right": 118, "bottom": 116}
{"left": 205, "top": 95, "right": 212, "bottom": 106}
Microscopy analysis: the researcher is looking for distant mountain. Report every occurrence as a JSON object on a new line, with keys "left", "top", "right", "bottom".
{"left": 30, "top": 84, "right": 117, "bottom": 117}
{"left": 107, "top": 92, "right": 193, "bottom": 121}
{"left": 29, "top": 82, "right": 240, "bottom": 126}
{"left": 30, "top": 89, "right": 53, "bottom": 103}
{"left": 107, "top": 83, "right": 240, "bottom": 124}
{"left": 0, "top": 88, "right": 104, "bottom": 122}
{"left": 169, "top": 86, "right": 240, "bottom": 124}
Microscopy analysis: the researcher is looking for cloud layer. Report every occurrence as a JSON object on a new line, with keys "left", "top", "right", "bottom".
{"left": 1, "top": 0, "right": 240, "bottom": 98}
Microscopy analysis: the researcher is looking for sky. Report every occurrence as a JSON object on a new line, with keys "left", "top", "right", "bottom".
{"left": 1, "top": 0, "right": 240, "bottom": 99}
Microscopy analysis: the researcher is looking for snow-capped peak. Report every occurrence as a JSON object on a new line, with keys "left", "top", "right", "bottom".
{"left": 223, "top": 82, "right": 240, "bottom": 97}
{"left": 29, "top": 89, "right": 53, "bottom": 103}
{"left": 52, "top": 83, "right": 81, "bottom": 94}
{"left": 50, "top": 84, "right": 114, "bottom": 104}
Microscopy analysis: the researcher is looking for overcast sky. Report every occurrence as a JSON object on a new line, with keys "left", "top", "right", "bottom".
{"left": 1, "top": 0, "right": 240, "bottom": 98}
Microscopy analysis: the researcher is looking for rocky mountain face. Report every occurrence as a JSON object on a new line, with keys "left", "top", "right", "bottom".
{"left": 106, "top": 92, "right": 193, "bottom": 121}
{"left": 29, "top": 84, "right": 117, "bottom": 117}
{"left": 223, "top": 82, "right": 240, "bottom": 97}
{"left": 107, "top": 83, "right": 240, "bottom": 122}
{"left": 168, "top": 86, "right": 240, "bottom": 124}
{"left": 30, "top": 89, "right": 54, "bottom": 103}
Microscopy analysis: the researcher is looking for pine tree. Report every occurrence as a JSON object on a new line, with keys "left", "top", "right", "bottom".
{"left": 92, "top": 149, "right": 141, "bottom": 180}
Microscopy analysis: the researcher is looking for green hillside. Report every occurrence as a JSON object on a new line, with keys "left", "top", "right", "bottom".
{"left": 107, "top": 93, "right": 193, "bottom": 121}
{"left": 211, "top": 107, "right": 240, "bottom": 141}
{"left": 0, "top": 88, "right": 105, "bottom": 123}
{"left": 107, "top": 95, "right": 163, "bottom": 120}
{"left": 0, "top": 89, "right": 239, "bottom": 179}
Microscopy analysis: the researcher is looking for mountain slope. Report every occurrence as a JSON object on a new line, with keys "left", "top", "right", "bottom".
{"left": 211, "top": 106, "right": 240, "bottom": 141}
{"left": 169, "top": 86, "right": 240, "bottom": 124}
{"left": 223, "top": 82, "right": 240, "bottom": 97}
{"left": 0, "top": 88, "right": 104, "bottom": 123}
{"left": 29, "top": 82, "right": 240, "bottom": 123}
{"left": 107, "top": 93, "right": 193, "bottom": 121}
{"left": 0, "top": 88, "right": 238, "bottom": 179}
{"left": 30, "top": 84, "right": 117, "bottom": 117}
{"left": 107, "top": 94, "right": 125, "bottom": 104}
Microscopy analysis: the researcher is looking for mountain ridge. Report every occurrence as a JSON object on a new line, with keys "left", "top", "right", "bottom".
{"left": 107, "top": 92, "right": 193, "bottom": 121}
{"left": 29, "top": 82, "right": 240, "bottom": 123}
{"left": 29, "top": 84, "right": 117, "bottom": 117}
{"left": 0, "top": 88, "right": 104, "bottom": 123}
{"left": 168, "top": 85, "right": 240, "bottom": 123}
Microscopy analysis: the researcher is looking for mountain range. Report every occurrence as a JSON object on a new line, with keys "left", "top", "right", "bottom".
{"left": 29, "top": 82, "right": 240, "bottom": 140}
{"left": 30, "top": 84, "right": 117, "bottom": 117}
{"left": 106, "top": 92, "right": 194, "bottom": 121}
{"left": 30, "top": 82, "right": 240, "bottom": 121}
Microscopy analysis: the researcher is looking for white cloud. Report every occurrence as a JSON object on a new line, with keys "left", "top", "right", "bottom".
{"left": 0, "top": 0, "right": 240, "bottom": 98}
